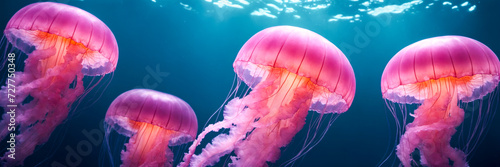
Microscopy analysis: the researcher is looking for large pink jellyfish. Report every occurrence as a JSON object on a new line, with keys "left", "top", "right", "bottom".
{"left": 0, "top": 2, "right": 118, "bottom": 166}
{"left": 181, "top": 26, "right": 356, "bottom": 166}
{"left": 381, "top": 36, "right": 500, "bottom": 167}
{"left": 105, "top": 89, "right": 198, "bottom": 167}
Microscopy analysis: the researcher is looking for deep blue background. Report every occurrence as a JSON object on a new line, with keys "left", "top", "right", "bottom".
{"left": 1, "top": 0, "right": 499, "bottom": 166}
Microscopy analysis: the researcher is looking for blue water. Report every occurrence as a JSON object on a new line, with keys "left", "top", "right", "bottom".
{"left": 1, "top": 0, "right": 499, "bottom": 166}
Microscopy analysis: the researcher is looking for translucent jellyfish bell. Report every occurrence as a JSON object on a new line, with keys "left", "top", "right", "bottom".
{"left": 105, "top": 89, "right": 197, "bottom": 167}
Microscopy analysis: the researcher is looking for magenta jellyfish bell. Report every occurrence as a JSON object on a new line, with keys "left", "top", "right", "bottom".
{"left": 381, "top": 36, "right": 500, "bottom": 166}
{"left": 181, "top": 26, "right": 356, "bottom": 166}
{"left": 0, "top": 2, "right": 118, "bottom": 166}
{"left": 105, "top": 89, "right": 198, "bottom": 167}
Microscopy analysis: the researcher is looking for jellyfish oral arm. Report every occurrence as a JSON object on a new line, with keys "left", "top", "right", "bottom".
{"left": 180, "top": 98, "right": 257, "bottom": 167}
{"left": 121, "top": 121, "right": 175, "bottom": 167}
{"left": 182, "top": 69, "right": 315, "bottom": 167}
{"left": 396, "top": 78, "right": 467, "bottom": 167}
{"left": 232, "top": 98, "right": 310, "bottom": 166}
{"left": 231, "top": 70, "right": 314, "bottom": 165}
{"left": 0, "top": 43, "right": 86, "bottom": 165}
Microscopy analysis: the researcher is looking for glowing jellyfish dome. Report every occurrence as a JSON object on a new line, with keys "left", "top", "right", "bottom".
{"left": 105, "top": 89, "right": 198, "bottom": 167}
{"left": 381, "top": 36, "right": 500, "bottom": 167}
{"left": 0, "top": 2, "right": 118, "bottom": 166}
{"left": 182, "top": 26, "right": 356, "bottom": 167}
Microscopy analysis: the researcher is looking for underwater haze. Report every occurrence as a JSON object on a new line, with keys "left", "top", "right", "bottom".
{"left": 1, "top": 0, "right": 499, "bottom": 166}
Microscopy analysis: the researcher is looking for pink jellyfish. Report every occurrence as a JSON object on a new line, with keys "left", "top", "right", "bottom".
{"left": 0, "top": 2, "right": 118, "bottom": 166}
{"left": 381, "top": 36, "right": 500, "bottom": 166}
{"left": 105, "top": 89, "right": 198, "bottom": 167}
{"left": 181, "top": 26, "right": 356, "bottom": 166}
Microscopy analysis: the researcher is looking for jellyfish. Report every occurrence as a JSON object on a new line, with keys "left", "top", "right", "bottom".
{"left": 104, "top": 89, "right": 198, "bottom": 167}
{"left": 381, "top": 36, "right": 500, "bottom": 166}
{"left": 181, "top": 26, "right": 356, "bottom": 166}
{"left": 0, "top": 2, "right": 118, "bottom": 165}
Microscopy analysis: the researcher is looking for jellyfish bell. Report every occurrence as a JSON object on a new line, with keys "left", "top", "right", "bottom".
{"left": 381, "top": 36, "right": 500, "bottom": 167}
{"left": 0, "top": 2, "right": 118, "bottom": 166}
{"left": 3, "top": 2, "right": 118, "bottom": 76}
{"left": 182, "top": 26, "right": 355, "bottom": 167}
{"left": 234, "top": 26, "right": 355, "bottom": 113}
{"left": 104, "top": 89, "right": 198, "bottom": 167}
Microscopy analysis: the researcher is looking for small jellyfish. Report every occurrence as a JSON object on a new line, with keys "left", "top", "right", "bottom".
{"left": 105, "top": 89, "right": 198, "bottom": 167}
{"left": 0, "top": 2, "right": 118, "bottom": 166}
{"left": 381, "top": 36, "right": 500, "bottom": 166}
{"left": 181, "top": 26, "right": 356, "bottom": 166}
